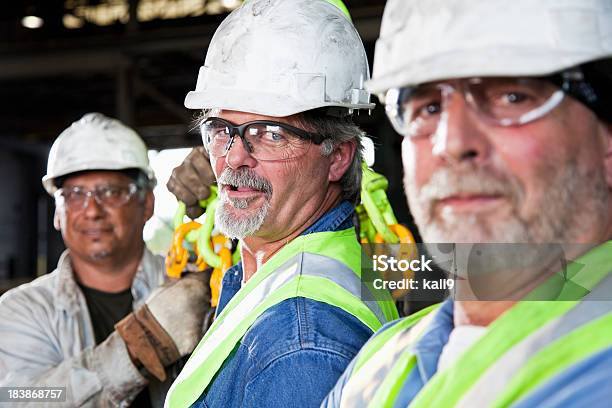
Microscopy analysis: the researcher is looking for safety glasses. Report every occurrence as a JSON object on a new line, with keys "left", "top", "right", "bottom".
{"left": 382, "top": 71, "right": 586, "bottom": 139}
{"left": 201, "top": 117, "right": 324, "bottom": 161}
{"left": 55, "top": 184, "right": 139, "bottom": 211}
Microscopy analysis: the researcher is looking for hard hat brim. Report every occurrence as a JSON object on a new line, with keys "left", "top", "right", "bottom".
{"left": 42, "top": 161, "right": 156, "bottom": 195}
{"left": 185, "top": 89, "right": 374, "bottom": 117}
{"left": 367, "top": 47, "right": 605, "bottom": 95}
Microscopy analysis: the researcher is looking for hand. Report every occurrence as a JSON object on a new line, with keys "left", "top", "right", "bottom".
{"left": 167, "top": 147, "right": 216, "bottom": 218}
{"left": 115, "top": 271, "right": 212, "bottom": 381}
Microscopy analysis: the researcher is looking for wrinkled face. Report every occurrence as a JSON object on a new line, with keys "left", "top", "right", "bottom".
{"left": 209, "top": 110, "right": 333, "bottom": 240}
{"left": 57, "top": 171, "right": 153, "bottom": 263}
{"left": 402, "top": 88, "right": 611, "bottom": 244}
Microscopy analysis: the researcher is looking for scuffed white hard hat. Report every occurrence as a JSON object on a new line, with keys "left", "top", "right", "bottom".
{"left": 184, "top": 0, "right": 374, "bottom": 116}
{"left": 42, "top": 113, "right": 155, "bottom": 195}
{"left": 368, "top": 0, "right": 612, "bottom": 95}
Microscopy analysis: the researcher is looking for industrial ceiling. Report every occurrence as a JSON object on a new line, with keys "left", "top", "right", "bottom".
{"left": 1, "top": 0, "right": 388, "bottom": 152}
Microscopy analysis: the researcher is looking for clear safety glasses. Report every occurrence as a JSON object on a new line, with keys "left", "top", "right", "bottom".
{"left": 201, "top": 117, "right": 325, "bottom": 161}
{"left": 55, "top": 184, "right": 139, "bottom": 211}
{"left": 383, "top": 73, "right": 583, "bottom": 139}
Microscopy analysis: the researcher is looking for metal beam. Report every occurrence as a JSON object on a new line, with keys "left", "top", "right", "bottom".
{"left": 117, "top": 64, "right": 136, "bottom": 126}
{"left": 0, "top": 51, "right": 129, "bottom": 79}
{"left": 0, "top": 137, "right": 50, "bottom": 157}
{"left": 0, "top": 9, "right": 382, "bottom": 80}
{"left": 135, "top": 77, "right": 192, "bottom": 123}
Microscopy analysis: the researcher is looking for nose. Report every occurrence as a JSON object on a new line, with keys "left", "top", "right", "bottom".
{"left": 83, "top": 193, "right": 106, "bottom": 219}
{"left": 432, "top": 91, "right": 491, "bottom": 166}
{"left": 225, "top": 135, "right": 258, "bottom": 169}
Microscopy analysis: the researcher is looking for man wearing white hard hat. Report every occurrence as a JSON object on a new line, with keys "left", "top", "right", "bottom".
{"left": 324, "top": 0, "right": 612, "bottom": 407}
{"left": 164, "top": 1, "right": 398, "bottom": 407}
{"left": 0, "top": 113, "right": 211, "bottom": 407}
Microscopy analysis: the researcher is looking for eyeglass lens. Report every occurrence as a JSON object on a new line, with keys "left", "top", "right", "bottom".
{"left": 390, "top": 77, "right": 565, "bottom": 138}
{"left": 202, "top": 119, "right": 312, "bottom": 161}
{"left": 61, "top": 185, "right": 136, "bottom": 210}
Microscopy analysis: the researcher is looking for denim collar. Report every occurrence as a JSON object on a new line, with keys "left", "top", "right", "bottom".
{"left": 413, "top": 299, "right": 455, "bottom": 382}
{"left": 302, "top": 200, "right": 354, "bottom": 235}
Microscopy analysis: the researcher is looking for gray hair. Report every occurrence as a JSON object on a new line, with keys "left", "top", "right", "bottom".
{"left": 295, "top": 110, "right": 364, "bottom": 204}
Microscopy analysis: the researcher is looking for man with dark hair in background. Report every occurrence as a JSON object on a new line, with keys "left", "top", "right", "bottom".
{"left": 0, "top": 113, "right": 211, "bottom": 407}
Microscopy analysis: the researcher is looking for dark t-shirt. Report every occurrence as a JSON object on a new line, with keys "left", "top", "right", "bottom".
{"left": 78, "top": 283, "right": 152, "bottom": 407}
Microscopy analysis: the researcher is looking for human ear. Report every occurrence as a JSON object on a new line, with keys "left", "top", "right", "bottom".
{"left": 143, "top": 190, "right": 155, "bottom": 222}
{"left": 603, "top": 122, "right": 612, "bottom": 189}
{"left": 328, "top": 140, "right": 357, "bottom": 183}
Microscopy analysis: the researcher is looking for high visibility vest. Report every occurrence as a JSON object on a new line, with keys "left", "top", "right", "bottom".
{"left": 165, "top": 228, "right": 399, "bottom": 408}
{"left": 340, "top": 241, "right": 612, "bottom": 408}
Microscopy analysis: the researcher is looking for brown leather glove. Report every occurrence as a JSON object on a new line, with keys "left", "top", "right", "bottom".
{"left": 115, "top": 271, "right": 212, "bottom": 381}
{"left": 166, "top": 147, "right": 216, "bottom": 219}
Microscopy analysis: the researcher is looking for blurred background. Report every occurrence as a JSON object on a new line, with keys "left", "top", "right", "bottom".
{"left": 0, "top": 0, "right": 414, "bottom": 294}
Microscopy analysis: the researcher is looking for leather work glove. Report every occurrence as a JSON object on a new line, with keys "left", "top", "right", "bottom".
{"left": 115, "top": 271, "right": 212, "bottom": 381}
{"left": 167, "top": 146, "right": 216, "bottom": 219}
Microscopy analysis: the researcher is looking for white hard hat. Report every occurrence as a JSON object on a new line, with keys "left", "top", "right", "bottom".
{"left": 184, "top": 0, "right": 374, "bottom": 117}
{"left": 42, "top": 113, "right": 155, "bottom": 195}
{"left": 368, "top": 0, "right": 612, "bottom": 94}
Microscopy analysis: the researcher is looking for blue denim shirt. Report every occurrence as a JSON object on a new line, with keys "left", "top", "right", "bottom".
{"left": 324, "top": 299, "right": 612, "bottom": 408}
{"left": 192, "top": 201, "right": 373, "bottom": 408}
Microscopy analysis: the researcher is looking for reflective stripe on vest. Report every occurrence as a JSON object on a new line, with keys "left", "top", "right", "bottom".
{"left": 339, "top": 241, "right": 612, "bottom": 408}
{"left": 165, "top": 228, "right": 398, "bottom": 408}
{"left": 460, "top": 279, "right": 612, "bottom": 407}
{"left": 339, "top": 303, "right": 441, "bottom": 407}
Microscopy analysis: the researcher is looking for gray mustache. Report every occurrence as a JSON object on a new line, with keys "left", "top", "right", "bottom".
{"left": 218, "top": 168, "right": 273, "bottom": 196}
{"left": 419, "top": 168, "right": 517, "bottom": 203}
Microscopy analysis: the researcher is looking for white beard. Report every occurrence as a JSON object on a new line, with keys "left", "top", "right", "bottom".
{"left": 214, "top": 167, "right": 273, "bottom": 239}
{"left": 215, "top": 194, "right": 271, "bottom": 239}
{"left": 406, "top": 159, "right": 607, "bottom": 244}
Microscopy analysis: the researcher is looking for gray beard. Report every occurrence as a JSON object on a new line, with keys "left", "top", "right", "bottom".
{"left": 89, "top": 250, "right": 111, "bottom": 261}
{"left": 214, "top": 167, "right": 273, "bottom": 239}
{"left": 215, "top": 195, "right": 271, "bottom": 239}
{"left": 408, "top": 161, "right": 608, "bottom": 300}
{"left": 406, "top": 159, "right": 608, "bottom": 244}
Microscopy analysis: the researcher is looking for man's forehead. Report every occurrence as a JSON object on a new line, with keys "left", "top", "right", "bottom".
{"left": 62, "top": 170, "right": 133, "bottom": 187}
